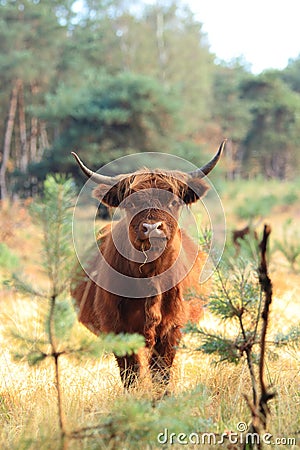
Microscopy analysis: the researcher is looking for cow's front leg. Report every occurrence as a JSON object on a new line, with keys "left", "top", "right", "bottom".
{"left": 149, "top": 326, "right": 181, "bottom": 388}
{"left": 115, "top": 354, "right": 140, "bottom": 389}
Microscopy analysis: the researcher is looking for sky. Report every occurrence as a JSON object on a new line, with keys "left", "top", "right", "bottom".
{"left": 73, "top": 0, "right": 300, "bottom": 74}
{"left": 189, "top": 0, "right": 300, "bottom": 73}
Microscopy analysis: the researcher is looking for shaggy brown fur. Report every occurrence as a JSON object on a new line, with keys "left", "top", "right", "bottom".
{"left": 71, "top": 169, "right": 209, "bottom": 389}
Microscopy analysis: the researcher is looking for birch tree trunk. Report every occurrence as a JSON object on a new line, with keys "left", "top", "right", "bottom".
{"left": 30, "top": 116, "right": 38, "bottom": 162}
{"left": 39, "top": 120, "right": 49, "bottom": 161}
{"left": 156, "top": 9, "right": 167, "bottom": 82}
{"left": 30, "top": 84, "right": 39, "bottom": 163}
{"left": 18, "top": 80, "right": 28, "bottom": 172}
{"left": 0, "top": 79, "right": 20, "bottom": 200}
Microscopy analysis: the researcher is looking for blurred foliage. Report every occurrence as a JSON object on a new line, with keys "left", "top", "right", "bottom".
{"left": 234, "top": 194, "right": 277, "bottom": 220}
{"left": 275, "top": 325, "right": 300, "bottom": 347}
{"left": 32, "top": 71, "right": 179, "bottom": 179}
{"left": 29, "top": 174, "right": 75, "bottom": 296}
{"left": 1, "top": 0, "right": 300, "bottom": 199}
{"left": 228, "top": 178, "right": 300, "bottom": 221}
{"left": 0, "top": 243, "right": 20, "bottom": 272}
{"left": 274, "top": 218, "right": 300, "bottom": 272}
{"left": 241, "top": 72, "right": 300, "bottom": 179}
{"left": 84, "top": 384, "right": 212, "bottom": 448}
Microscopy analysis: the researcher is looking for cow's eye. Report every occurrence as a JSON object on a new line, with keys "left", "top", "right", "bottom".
{"left": 168, "top": 199, "right": 179, "bottom": 209}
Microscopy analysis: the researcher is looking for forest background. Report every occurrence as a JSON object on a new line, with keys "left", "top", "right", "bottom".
{"left": 1, "top": 0, "right": 300, "bottom": 200}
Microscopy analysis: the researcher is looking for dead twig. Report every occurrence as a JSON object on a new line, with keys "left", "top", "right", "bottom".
{"left": 257, "top": 225, "right": 276, "bottom": 427}
{"left": 243, "top": 224, "right": 276, "bottom": 450}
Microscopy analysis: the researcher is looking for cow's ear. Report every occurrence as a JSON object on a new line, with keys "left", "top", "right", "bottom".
{"left": 93, "top": 184, "right": 121, "bottom": 207}
{"left": 183, "top": 179, "right": 209, "bottom": 204}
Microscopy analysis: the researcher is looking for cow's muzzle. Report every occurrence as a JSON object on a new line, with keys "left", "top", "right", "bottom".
{"left": 141, "top": 222, "right": 164, "bottom": 239}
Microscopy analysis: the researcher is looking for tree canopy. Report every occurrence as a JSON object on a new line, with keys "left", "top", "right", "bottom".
{"left": 0, "top": 0, "right": 300, "bottom": 198}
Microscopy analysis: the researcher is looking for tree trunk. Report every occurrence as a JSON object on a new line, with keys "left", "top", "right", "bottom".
{"left": 0, "top": 79, "right": 20, "bottom": 200}
{"left": 39, "top": 120, "right": 49, "bottom": 161}
{"left": 30, "top": 83, "right": 40, "bottom": 163}
{"left": 30, "top": 116, "right": 38, "bottom": 162}
{"left": 156, "top": 10, "right": 167, "bottom": 82}
{"left": 18, "top": 80, "right": 28, "bottom": 172}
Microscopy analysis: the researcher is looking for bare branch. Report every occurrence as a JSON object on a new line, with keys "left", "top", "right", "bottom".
{"left": 257, "top": 224, "right": 276, "bottom": 428}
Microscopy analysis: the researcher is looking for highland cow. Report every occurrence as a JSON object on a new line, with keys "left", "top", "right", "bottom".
{"left": 71, "top": 141, "right": 225, "bottom": 389}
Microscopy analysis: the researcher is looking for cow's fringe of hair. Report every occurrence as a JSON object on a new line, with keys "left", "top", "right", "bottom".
{"left": 120, "top": 169, "right": 188, "bottom": 200}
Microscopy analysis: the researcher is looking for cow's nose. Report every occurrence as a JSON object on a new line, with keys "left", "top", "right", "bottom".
{"left": 142, "top": 222, "right": 164, "bottom": 237}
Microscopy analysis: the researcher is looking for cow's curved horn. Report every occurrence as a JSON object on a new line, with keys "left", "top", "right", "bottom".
{"left": 71, "top": 152, "right": 116, "bottom": 185}
{"left": 188, "top": 139, "right": 227, "bottom": 178}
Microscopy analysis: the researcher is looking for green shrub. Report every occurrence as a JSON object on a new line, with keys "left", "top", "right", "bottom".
{"left": 274, "top": 218, "right": 300, "bottom": 271}
{"left": 235, "top": 194, "right": 277, "bottom": 220}
{"left": 282, "top": 191, "right": 298, "bottom": 205}
{"left": 0, "top": 243, "right": 19, "bottom": 271}
{"left": 84, "top": 385, "right": 212, "bottom": 449}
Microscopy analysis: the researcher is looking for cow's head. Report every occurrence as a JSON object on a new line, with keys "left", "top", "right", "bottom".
{"left": 72, "top": 141, "right": 225, "bottom": 256}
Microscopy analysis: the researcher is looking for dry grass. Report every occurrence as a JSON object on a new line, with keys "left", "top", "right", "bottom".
{"left": 0, "top": 328, "right": 298, "bottom": 449}
{"left": 0, "top": 195, "right": 299, "bottom": 449}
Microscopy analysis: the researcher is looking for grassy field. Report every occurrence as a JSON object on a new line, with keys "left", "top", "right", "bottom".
{"left": 0, "top": 179, "right": 299, "bottom": 449}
